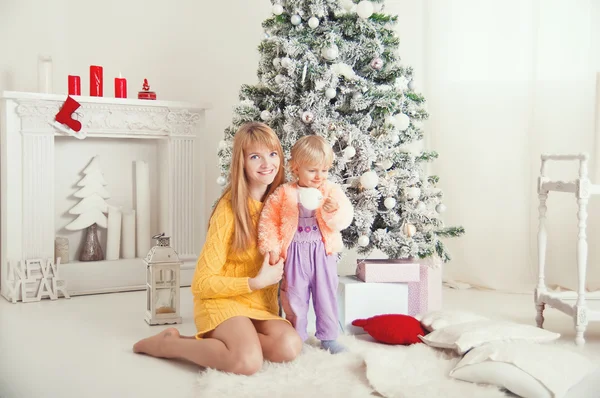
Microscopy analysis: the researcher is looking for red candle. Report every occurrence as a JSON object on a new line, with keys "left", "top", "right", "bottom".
{"left": 114, "top": 74, "right": 127, "bottom": 98}
{"left": 90, "top": 65, "right": 103, "bottom": 97}
{"left": 68, "top": 75, "right": 81, "bottom": 95}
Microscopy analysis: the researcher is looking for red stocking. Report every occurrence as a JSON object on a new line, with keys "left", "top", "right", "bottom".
{"left": 55, "top": 96, "right": 82, "bottom": 132}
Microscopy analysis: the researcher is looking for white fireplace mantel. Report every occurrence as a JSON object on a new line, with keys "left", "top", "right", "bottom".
{"left": 0, "top": 91, "right": 209, "bottom": 300}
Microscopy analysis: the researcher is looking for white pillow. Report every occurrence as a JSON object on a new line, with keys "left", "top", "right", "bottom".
{"left": 418, "top": 320, "right": 560, "bottom": 354}
{"left": 449, "top": 341, "right": 597, "bottom": 398}
{"left": 416, "top": 310, "right": 489, "bottom": 332}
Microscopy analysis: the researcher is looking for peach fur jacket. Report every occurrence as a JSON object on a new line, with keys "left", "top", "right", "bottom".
{"left": 258, "top": 180, "right": 354, "bottom": 260}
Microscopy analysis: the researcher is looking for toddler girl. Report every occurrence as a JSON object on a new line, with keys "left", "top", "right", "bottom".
{"left": 258, "top": 135, "right": 354, "bottom": 354}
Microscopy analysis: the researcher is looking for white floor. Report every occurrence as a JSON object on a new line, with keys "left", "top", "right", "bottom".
{"left": 1, "top": 286, "right": 599, "bottom": 398}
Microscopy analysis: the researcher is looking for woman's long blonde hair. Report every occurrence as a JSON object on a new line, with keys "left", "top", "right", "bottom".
{"left": 212, "top": 122, "right": 285, "bottom": 252}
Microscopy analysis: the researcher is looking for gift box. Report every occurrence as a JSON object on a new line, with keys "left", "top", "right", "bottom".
{"left": 408, "top": 264, "right": 442, "bottom": 317}
{"left": 338, "top": 275, "right": 410, "bottom": 335}
{"left": 338, "top": 263, "right": 442, "bottom": 334}
{"left": 356, "top": 259, "right": 420, "bottom": 283}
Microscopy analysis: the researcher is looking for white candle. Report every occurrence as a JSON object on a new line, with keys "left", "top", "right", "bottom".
{"left": 135, "top": 161, "right": 151, "bottom": 258}
{"left": 37, "top": 55, "right": 53, "bottom": 94}
{"left": 121, "top": 210, "right": 136, "bottom": 259}
{"left": 106, "top": 206, "right": 122, "bottom": 260}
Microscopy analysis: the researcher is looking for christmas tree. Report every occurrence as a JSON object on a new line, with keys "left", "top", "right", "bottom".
{"left": 217, "top": 0, "right": 464, "bottom": 263}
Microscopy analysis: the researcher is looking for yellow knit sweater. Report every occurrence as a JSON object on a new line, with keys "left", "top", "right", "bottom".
{"left": 191, "top": 193, "right": 283, "bottom": 338}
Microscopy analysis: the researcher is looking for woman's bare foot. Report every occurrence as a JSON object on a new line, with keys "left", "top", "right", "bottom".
{"left": 133, "top": 327, "right": 181, "bottom": 358}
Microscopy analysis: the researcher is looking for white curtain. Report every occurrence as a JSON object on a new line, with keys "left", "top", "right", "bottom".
{"left": 391, "top": 0, "right": 600, "bottom": 292}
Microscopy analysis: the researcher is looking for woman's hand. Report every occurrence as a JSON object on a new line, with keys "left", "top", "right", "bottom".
{"left": 323, "top": 196, "right": 339, "bottom": 213}
{"left": 249, "top": 255, "right": 284, "bottom": 291}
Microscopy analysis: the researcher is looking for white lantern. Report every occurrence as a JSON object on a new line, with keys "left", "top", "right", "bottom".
{"left": 144, "top": 233, "right": 183, "bottom": 326}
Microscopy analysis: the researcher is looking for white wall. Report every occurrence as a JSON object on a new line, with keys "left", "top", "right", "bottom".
{"left": 2, "top": 0, "right": 599, "bottom": 293}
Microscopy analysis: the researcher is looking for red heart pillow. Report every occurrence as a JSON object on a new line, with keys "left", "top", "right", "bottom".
{"left": 352, "top": 314, "right": 427, "bottom": 345}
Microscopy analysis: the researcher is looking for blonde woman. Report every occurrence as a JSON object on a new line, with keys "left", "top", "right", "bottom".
{"left": 133, "top": 122, "right": 302, "bottom": 375}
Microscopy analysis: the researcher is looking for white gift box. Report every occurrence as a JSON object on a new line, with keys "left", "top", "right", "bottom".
{"left": 337, "top": 275, "right": 410, "bottom": 335}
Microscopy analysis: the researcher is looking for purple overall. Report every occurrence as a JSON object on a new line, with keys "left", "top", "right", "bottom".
{"left": 280, "top": 202, "right": 340, "bottom": 342}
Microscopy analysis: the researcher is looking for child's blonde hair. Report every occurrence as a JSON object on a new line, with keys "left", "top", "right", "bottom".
{"left": 212, "top": 122, "right": 285, "bottom": 252}
{"left": 289, "top": 135, "right": 334, "bottom": 176}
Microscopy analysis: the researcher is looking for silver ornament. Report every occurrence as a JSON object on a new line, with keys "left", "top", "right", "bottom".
{"left": 436, "top": 204, "right": 447, "bottom": 213}
{"left": 308, "top": 17, "right": 319, "bottom": 29}
{"left": 291, "top": 15, "right": 302, "bottom": 25}
{"left": 408, "top": 80, "right": 416, "bottom": 90}
{"left": 325, "top": 87, "right": 337, "bottom": 99}
{"left": 217, "top": 176, "right": 227, "bottom": 186}
{"left": 370, "top": 57, "right": 384, "bottom": 70}
{"left": 301, "top": 111, "right": 315, "bottom": 124}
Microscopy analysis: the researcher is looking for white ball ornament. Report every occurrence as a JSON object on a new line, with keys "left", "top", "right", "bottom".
{"left": 341, "top": 0, "right": 356, "bottom": 11}
{"left": 281, "top": 57, "right": 292, "bottom": 68}
{"left": 390, "top": 134, "right": 400, "bottom": 144}
{"left": 417, "top": 202, "right": 427, "bottom": 212}
{"left": 408, "top": 80, "right": 416, "bottom": 91}
{"left": 342, "top": 146, "right": 356, "bottom": 159}
{"left": 325, "top": 87, "right": 337, "bottom": 99}
{"left": 275, "top": 74, "right": 285, "bottom": 84}
{"left": 272, "top": 57, "right": 281, "bottom": 68}
{"left": 217, "top": 176, "right": 227, "bottom": 186}
{"left": 436, "top": 204, "right": 447, "bottom": 213}
{"left": 391, "top": 214, "right": 401, "bottom": 223}
{"left": 298, "top": 187, "right": 323, "bottom": 211}
{"left": 358, "top": 235, "right": 370, "bottom": 247}
{"left": 395, "top": 113, "right": 410, "bottom": 131}
{"left": 384, "top": 197, "right": 397, "bottom": 209}
{"left": 308, "top": 17, "right": 320, "bottom": 29}
{"left": 357, "top": 1, "right": 374, "bottom": 19}
{"left": 260, "top": 110, "right": 272, "bottom": 121}
{"left": 381, "top": 159, "right": 393, "bottom": 170}
{"left": 360, "top": 171, "right": 379, "bottom": 189}
{"left": 322, "top": 45, "right": 339, "bottom": 61}
{"left": 291, "top": 15, "right": 302, "bottom": 25}
{"left": 272, "top": 4, "right": 284, "bottom": 15}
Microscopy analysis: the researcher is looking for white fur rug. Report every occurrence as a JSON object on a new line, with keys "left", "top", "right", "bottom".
{"left": 193, "top": 335, "right": 509, "bottom": 398}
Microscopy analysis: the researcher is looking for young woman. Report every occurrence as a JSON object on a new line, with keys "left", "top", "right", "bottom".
{"left": 133, "top": 122, "right": 302, "bottom": 375}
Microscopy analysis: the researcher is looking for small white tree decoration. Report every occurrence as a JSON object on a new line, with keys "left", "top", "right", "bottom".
{"left": 65, "top": 156, "right": 110, "bottom": 261}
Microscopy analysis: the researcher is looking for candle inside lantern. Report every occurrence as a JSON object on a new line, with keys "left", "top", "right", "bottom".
{"left": 89, "top": 65, "right": 103, "bottom": 97}
{"left": 115, "top": 73, "right": 127, "bottom": 98}
{"left": 68, "top": 75, "right": 81, "bottom": 95}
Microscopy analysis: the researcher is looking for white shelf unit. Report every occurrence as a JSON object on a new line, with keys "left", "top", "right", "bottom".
{"left": 535, "top": 153, "right": 600, "bottom": 346}
{"left": 0, "top": 91, "right": 208, "bottom": 299}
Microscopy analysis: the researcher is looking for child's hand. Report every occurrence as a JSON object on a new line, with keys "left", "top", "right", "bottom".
{"left": 323, "top": 196, "right": 339, "bottom": 213}
{"left": 268, "top": 251, "right": 280, "bottom": 266}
